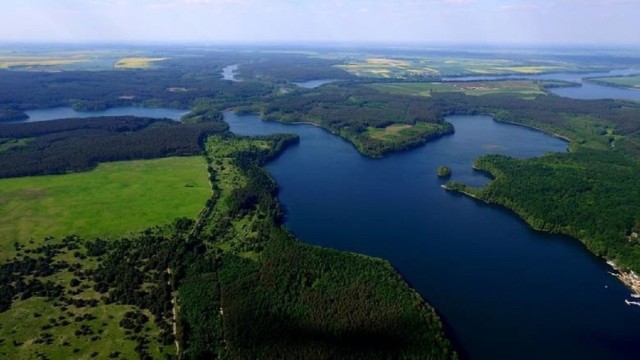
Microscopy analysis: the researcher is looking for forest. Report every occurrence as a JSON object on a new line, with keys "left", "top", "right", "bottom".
{"left": 450, "top": 149, "right": 640, "bottom": 274}
{"left": 2, "top": 47, "right": 640, "bottom": 359}
{"left": 0, "top": 116, "right": 227, "bottom": 178}
{"left": 0, "top": 133, "right": 456, "bottom": 359}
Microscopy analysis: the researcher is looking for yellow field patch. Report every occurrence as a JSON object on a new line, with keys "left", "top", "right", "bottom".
{"left": 0, "top": 56, "right": 88, "bottom": 69}
{"left": 493, "top": 66, "right": 561, "bottom": 74}
{"left": 366, "top": 58, "right": 411, "bottom": 67}
{"left": 114, "top": 57, "right": 168, "bottom": 69}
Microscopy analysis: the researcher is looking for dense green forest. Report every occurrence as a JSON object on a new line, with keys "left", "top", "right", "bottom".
{"left": 259, "top": 84, "right": 454, "bottom": 156}
{"left": 256, "top": 80, "right": 640, "bottom": 156}
{"left": 4, "top": 47, "right": 640, "bottom": 358}
{"left": 447, "top": 149, "right": 640, "bottom": 274}
{"left": 0, "top": 116, "right": 227, "bottom": 178}
{"left": 0, "top": 133, "right": 456, "bottom": 359}
{"left": 233, "top": 54, "right": 353, "bottom": 82}
{"left": 183, "top": 135, "right": 455, "bottom": 359}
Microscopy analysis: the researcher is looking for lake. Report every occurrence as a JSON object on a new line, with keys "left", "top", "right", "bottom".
{"left": 443, "top": 68, "right": 640, "bottom": 101}
{"left": 224, "top": 111, "right": 640, "bottom": 359}
{"left": 22, "top": 106, "right": 189, "bottom": 123}
{"left": 293, "top": 79, "right": 336, "bottom": 89}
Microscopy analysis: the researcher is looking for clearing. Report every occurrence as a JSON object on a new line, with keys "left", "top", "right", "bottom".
{"left": 0, "top": 156, "right": 210, "bottom": 260}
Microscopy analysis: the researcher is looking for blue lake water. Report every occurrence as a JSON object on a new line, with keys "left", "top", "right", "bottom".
{"left": 22, "top": 106, "right": 189, "bottom": 123}
{"left": 443, "top": 68, "right": 640, "bottom": 101}
{"left": 224, "top": 111, "right": 640, "bottom": 359}
{"left": 293, "top": 79, "right": 337, "bottom": 88}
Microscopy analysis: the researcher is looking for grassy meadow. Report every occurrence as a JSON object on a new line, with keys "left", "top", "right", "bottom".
{"left": 366, "top": 123, "right": 441, "bottom": 142}
{"left": 0, "top": 296, "right": 171, "bottom": 359}
{"left": 0, "top": 156, "right": 210, "bottom": 260}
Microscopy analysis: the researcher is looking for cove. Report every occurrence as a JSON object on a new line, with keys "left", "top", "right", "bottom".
{"left": 224, "top": 111, "right": 640, "bottom": 359}
{"left": 22, "top": 106, "right": 189, "bottom": 123}
{"left": 443, "top": 68, "right": 640, "bottom": 101}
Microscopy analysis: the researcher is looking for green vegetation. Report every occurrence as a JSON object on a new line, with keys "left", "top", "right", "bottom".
{"left": 453, "top": 150, "right": 640, "bottom": 273}
{"left": 0, "top": 133, "right": 456, "bottom": 359}
{"left": 437, "top": 166, "right": 452, "bottom": 178}
{"left": 216, "top": 237, "right": 455, "bottom": 359}
{"left": 0, "top": 116, "right": 226, "bottom": 178}
{"left": 5, "top": 46, "right": 640, "bottom": 358}
{"left": 261, "top": 85, "right": 454, "bottom": 157}
{"left": 183, "top": 135, "right": 456, "bottom": 358}
{"left": 369, "top": 80, "right": 549, "bottom": 99}
{"left": 0, "top": 234, "right": 176, "bottom": 359}
{"left": 0, "top": 156, "right": 210, "bottom": 260}
{"left": 177, "top": 274, "right": 223, "bottom": 359}
{"left": 0, "top": 108, "right": 28, "bottom": 123}
{"left": 589, "top": 74, "right": 640, "bottom": 89}
{"left": 0, "top": 137, "right": 31, "bottom": 153}
{"left": 336, "top": 56, "right": 581, "bottom": 78}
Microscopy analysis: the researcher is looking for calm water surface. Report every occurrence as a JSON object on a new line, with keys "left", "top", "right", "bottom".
{"left": 443, "top": 68, "right": 640, "bottom": 101}
{"left": 293, "top": 79, "right": 336, "bottom": 88}
{"left": 224, "top": 111, "right": 640, "bottom": 359}
{"left": 23, "top": 106, "right": 189, "bottom": 123}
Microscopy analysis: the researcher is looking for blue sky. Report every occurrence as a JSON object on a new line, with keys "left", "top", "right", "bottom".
{"left": 0, "top": 0, "right": 638, "bottom": 45}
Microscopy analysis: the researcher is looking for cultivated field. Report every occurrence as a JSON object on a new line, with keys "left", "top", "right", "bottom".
{"left": 336, "top": 56, "right": 575, "bottom": 78}
{"left": 114, "top": 57, "right": 168, "bottom": 69}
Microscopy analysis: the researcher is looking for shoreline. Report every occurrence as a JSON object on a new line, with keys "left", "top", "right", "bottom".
{"left": 585, "top": 78, "right": 640, "bottom": 91}
{"left": 289, "top": 121, "right": 324, "bottom": 128}
{"left": 443, "top": 182, "right": 640, "bottom": 296}
{"left": 492, "top": 117, "right": 573, "bottom": 143}
{"left": 607, "top": 261, "right": 640, "bottom": 295}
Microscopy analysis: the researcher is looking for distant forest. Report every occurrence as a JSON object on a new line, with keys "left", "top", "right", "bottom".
{"left": 0, "top": 117, "right": 227, "bottom": 178}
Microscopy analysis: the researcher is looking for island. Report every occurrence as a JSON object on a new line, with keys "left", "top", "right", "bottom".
{"left": 437, "top": 165, "right": 452, "bottom": 177}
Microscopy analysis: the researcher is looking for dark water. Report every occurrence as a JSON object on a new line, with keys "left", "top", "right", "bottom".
{"left": 224, "top": 111, "right": 640, "bottom": 360}
{"left": 443, "top": 68, "right": 640, "bottom": 101}
{"left": 293, "top": 79, "right": 336, "bottom": 88}
{"left": 22, "top": 106, "right": 189, "bottom": 123}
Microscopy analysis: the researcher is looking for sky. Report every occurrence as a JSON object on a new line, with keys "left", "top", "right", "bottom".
{"left": 0, "top": 0, "right": 638, "bottom": 45}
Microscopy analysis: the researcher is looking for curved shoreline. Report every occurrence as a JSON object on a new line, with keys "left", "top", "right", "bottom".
{"left": 442, "top": 179, "right": 640, "bottom": 296}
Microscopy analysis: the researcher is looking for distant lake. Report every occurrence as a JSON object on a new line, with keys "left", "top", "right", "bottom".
{"left": 22, "top": 107, "right": 189, "bottom": 123}
{"left": 224, "top": 111, "right": 640, "bottom": 360}
{"left": 293, "top": 79, "right": 336, "bottom": 89}
{"left": 443, "top": 68, "right": 640, "bottom": 101}
{"left": 221, "top": 64, "right": 240, "bottom": 81}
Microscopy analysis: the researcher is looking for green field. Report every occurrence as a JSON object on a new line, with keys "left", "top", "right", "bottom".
{"left": 369, "top": 81, "right": 547, "bottom": 99}
{"left": 589, "top": 75, "right": 640, "bottom": 89}
{"left": 366, "top": 123, "right": 441, "bottom": 141}
{"left": 0, "top": 156, "right": 210, "bottom": 260}
{"left": 0, "top": 297, "right": 171, "bottom": 359}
